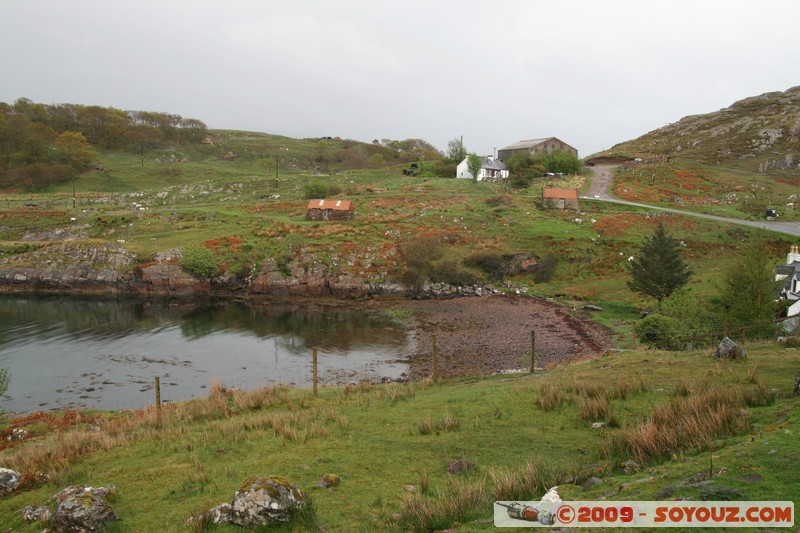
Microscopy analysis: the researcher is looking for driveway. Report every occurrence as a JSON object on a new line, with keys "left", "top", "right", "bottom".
{"left": 582, "top": 165, "right": 800, "bottom": 237}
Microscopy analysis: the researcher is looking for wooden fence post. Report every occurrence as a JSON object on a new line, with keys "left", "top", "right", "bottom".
{"left": 154, "top": 376, "right": 162, "bottom": 427}
{"left": 530, "top": 330, "right": 536, "bottom": 373}
{"left": 313, "top": 347, "right": 318, "bottom": 397}
{"left": 432, "top": 335, "right": 439, "bottom": 382}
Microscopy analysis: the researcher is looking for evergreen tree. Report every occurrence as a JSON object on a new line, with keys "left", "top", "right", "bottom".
{"left": 627, "top": 223, "right": 692, "bottom": 302}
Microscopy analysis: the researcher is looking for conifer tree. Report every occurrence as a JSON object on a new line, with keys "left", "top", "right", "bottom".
{"left": 627, "top": 223, "right": 692, "bottom": 303}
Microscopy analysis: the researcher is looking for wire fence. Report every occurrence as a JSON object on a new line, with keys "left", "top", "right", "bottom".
{"left": 636, "top": 313, "right": 798, "bottom": 350}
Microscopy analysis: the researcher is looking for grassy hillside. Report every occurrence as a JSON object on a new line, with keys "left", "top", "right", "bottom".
{"left": 1, "top": 130, "right": 793, "bottom": 315}
{"left": 0, "top": 341, "right": 797, "bottom": 531}
{"left": 591, "top": 86, "right": 800, "bottom": 221}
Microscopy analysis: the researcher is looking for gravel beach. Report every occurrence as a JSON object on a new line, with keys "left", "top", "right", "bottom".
{"left": 396, "top": 294, "right": 613, "bottom": 379}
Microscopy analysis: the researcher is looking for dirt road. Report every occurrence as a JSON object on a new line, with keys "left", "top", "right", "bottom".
{"left": 583, "top": 165, "right": 800, "bottom": 237}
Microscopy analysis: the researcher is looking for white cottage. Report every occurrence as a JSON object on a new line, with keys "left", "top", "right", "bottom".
{"left": 455, "top": 156, "right": 509, "bottom": 181}
{"left": 776, "top": 245, "right": 800, "bottom": 333}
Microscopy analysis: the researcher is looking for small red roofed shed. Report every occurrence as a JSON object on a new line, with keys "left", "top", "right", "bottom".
{"left": 306, "top": 199, "right": 355, "bottom": 221}
{"left": 542, "top": 188, "right": 579, "bottom": 210}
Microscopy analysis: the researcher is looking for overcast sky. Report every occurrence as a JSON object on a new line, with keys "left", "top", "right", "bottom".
{"left": 2, "top": 0, "right": 799, "bottom": 157}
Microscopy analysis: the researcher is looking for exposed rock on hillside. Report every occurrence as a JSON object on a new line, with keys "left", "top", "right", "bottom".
{"left": 0, "top": 242, "right": 484, "bottom": 299}
{"left": 600, "top": 86, "right": 800, "bottom": 173}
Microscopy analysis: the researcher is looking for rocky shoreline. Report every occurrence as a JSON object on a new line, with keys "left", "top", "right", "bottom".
{"left": 0, "top": 242, "right": 498, "bottom": 300}
{"left": 397, "top": 294, "right": 612, "bottom": 379}
{"left": 0, "top": 243, "right": 613, "bottom": 382}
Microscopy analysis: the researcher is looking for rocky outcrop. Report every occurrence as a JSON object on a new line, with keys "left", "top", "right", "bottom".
{"left": 0, "top": 243, "right": 135, "bottom": 296}
{"left": 601, "top": 85, "right": 800, "bottom": 173}
{"left": 0, "top": 243, "right": 496, "bottom": 300}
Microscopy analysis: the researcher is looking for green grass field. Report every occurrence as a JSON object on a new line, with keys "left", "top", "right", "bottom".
{"left": 0, "top": 342, "right": 797, "bottom": 531}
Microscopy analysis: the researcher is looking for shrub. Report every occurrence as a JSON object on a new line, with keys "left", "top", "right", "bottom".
{"left": 509, "top": 173, "right": 533, "bottom": 189}
{"left": 464, "top": 251, "right": 507, "bottom": 279}
{"left": 401, "top": 237, "right": 443, "bottom": 270}
{"left": 303, "top": 182, "right": 342, "bottom": 200}
{"left": 533, "top": 255, "right": 559, "bottom": 283}
{"left": 181, "top": 246, "right": 221, "bottom": 279}
{"left": 429, "top": 260, "right": 477, "bottom": 286}
{"left": 637, "top": 314, "right": 685, "bottom": 350}
{"left": 484, "top": 194, "right": 512, "bottom": 207}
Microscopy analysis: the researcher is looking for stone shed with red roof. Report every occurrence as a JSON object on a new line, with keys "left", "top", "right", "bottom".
{"left": 306, "top": 199, "right": 355, "bottom": 221}
{"left": 542, "top": 188, "right": 579, "bottom": 210}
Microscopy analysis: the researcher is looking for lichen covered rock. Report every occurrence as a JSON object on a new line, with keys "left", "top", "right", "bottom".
{"left": 230, "top": 476, "right": 306, "bottom": 526}
{"left": 0, "top": 467, "right": 21, "bottom": 495}
{"left": 316, "top": 473, "right": 341, "bottom": 488}
{"left": 52, "top": 489, "right": 117, "bottom": 532}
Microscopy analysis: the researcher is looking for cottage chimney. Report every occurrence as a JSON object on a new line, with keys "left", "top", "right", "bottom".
{"left": 788, "top": 245, "right": 800, "bottom": 265}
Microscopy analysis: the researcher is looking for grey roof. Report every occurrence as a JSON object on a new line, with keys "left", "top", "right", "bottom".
{"left": 777, "top": 261, "right": 800, "bottom": 294}
{"left": 481, "top": 157, "right": 507, "bottom": 171}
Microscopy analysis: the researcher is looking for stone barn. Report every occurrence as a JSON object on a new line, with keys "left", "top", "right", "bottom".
{"left": 306, "top": 199, "right": 355, "bottom": 221}
{"left": 497, "top": 138, "right": 578, "bottom": 162}
{"left": 542, "top": 188, "right": 580, "bottom": 210}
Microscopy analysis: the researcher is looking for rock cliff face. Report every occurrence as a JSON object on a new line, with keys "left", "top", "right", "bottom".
{"left": 0, "top": 243, "right": 477, "bottom": 300}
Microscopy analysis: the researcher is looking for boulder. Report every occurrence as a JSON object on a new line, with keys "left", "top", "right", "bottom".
{"left": 0, "top": 467, "right": 20, "bottom": 494}
{"left": 582, "top": 477, "right": 604, "bottom": 491}
{"left": 793, "top": 370, "right": 800, "bottom": 397}
{"left": 51, "top": 485, "right": 117, "bottom": 504}
{"left": 447, "top": 460, "right": 476, "bottom": 475}
{"left": 22, "top": 505, "right": 52, "bottom": 523}
{"left": 620, "top": 460, "right": 640, "bottom": 475}
{"left": 52, "top": 490, "right": 117, "bottom": 532}
{"left": 714, "top": 337, "right": 746, "bottom": 359}
{"left": 230, "top": 476, "right": 306, "bottom": 526}
{"left": 316, "top": 473, "right": 341, "bottom": 488}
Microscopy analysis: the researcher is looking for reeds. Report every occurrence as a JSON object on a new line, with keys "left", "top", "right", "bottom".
{"left": 397, "top": 461, "right": 565, "bottom": 532}
{"left": 535, "top": 384, "right": 569, "bottom": 411}
{"left": 416, "top": 410, "right": 460, "bottom": 435}
{"left": 577, "top": 395, "right": 610, "bottom": 422}
{"left": 605, "top": 386, "right": 754, "bottom": 465}
{"left": 398, "top": 477, "right": 486, "bottom": 533}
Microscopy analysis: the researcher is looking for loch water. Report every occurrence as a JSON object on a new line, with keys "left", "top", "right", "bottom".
{"left": 0, "top": 296, "right": 410, "bottom": 414}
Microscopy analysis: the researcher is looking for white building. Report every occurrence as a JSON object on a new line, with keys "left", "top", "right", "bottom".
{"left": 456, "top": 156, "right": 509, "bottom": 181}
{"left": 776, "top": 245, "right": 800, "bottom": 333}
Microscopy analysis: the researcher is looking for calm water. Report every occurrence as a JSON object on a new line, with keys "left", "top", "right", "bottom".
{"left": 0, "top": 296, "right": 410, "bottom": 414}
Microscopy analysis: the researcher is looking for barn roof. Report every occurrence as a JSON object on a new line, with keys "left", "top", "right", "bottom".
{"left": 306, "top": 199, "right": 354, "bottom": 211}
{"left": 500, "top": 138, "right": 553, "bottom": 151}
{"left": 543, "top": 188, "right": 579, "bottom": 199}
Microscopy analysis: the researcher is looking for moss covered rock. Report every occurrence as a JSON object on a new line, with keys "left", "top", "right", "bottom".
{"left": 230, "top": 476, "right": 306, "bottom": 526}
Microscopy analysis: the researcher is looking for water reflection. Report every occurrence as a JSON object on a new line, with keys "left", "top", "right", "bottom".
{"left": 0, "top": 296, "right": 409, "bottom": 413}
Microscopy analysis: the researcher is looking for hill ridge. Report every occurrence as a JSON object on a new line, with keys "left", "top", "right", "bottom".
{"left": 603, "top": 86, "right": 800, "bottom": 174}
